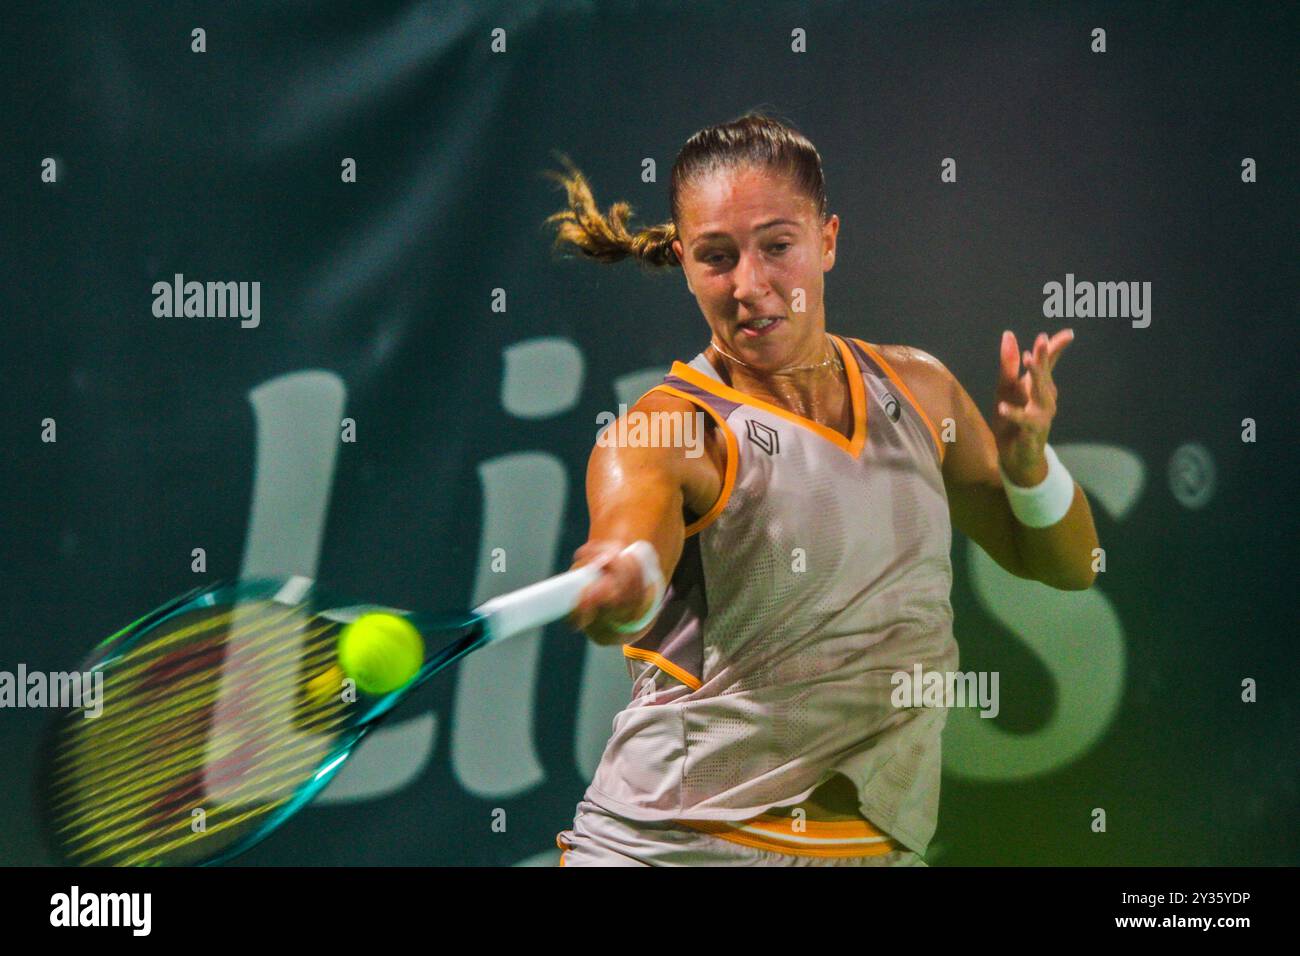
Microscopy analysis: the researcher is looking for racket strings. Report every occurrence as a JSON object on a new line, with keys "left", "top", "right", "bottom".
{"left": 52, "top": 608, "right": 340, "bottom": 792}
{"left": 51, "top": 604, "right": 327, "bottom": 798}
{"left": 48, "top": 599, "right": 354, "bottom": 866}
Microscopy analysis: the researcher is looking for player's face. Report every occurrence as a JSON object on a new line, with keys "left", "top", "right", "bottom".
{"left": 672, "top": 165, "right": 838, "bottom": 368}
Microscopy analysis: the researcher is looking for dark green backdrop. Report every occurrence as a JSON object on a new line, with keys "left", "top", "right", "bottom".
{"left": 3, "top": 0, "right": 1295, "bottom": 865}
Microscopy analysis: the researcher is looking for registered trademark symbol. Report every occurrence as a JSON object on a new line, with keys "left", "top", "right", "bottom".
{"left": 1168, "top": 442, "right": 1215, "bottom": 509}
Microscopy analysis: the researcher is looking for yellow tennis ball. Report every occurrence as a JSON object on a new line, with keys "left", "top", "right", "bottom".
{"left": 337, "top": 613, "right": 424, "bottom": 695}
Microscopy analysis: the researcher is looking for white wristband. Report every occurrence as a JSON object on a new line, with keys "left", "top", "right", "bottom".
{"left": 610, "top": 540, "right": 667, "bottom": 634}
{"left": 998, "top": 443, "right": 1075, "bottom": 528}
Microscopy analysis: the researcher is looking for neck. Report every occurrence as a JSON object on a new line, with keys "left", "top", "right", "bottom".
{"left": 707, "top": 332, "right": 843, "bottom": 387}
{"left": 706, "top": 333, "right": 848, "bottom": 426}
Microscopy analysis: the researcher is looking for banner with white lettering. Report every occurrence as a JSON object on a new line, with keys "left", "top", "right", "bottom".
{"left": 2, "top": 1, "right": 1292, "bottom": 866}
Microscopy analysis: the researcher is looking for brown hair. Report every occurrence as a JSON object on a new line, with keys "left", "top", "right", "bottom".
{"left": 542, "top": 110, "right": 828, "bottom": 270}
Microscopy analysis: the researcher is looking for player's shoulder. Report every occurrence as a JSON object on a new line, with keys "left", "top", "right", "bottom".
{"left": 861, "top": 342, "right": 958, "bottom": 427}
{"left": 867, "top": 342, "right": 954, "bottom": 383}
{"left": 588, "top": 384, "right": 716, "bottom": 469}
{"left": 630, "top": 385, "right": 699, "bottom": 416}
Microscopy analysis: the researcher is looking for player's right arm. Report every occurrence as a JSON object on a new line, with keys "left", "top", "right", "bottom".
{"left": 566, "top": 392, "right": 696, "bottom": 646}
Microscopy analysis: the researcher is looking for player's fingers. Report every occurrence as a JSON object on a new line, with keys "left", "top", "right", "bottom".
{"left": 998, "top": 331, "right": 1020, "bottom": 389}
{"left": 569, "top": 559, "right": 613, "bottom": 625}
{"left": 573, "top": 589, "right": 613, "bottom": 630}
{"left": 602, "top": 553, "right": 650, "bottom": 610}
{"left": 1031, "top": 334, "right": 1062, "bottom": 409}
{"left": 996, "top": 365, "right": 1029, "bottom": 421}
{"left": 1025, "top": 337, "right": 1048, "bottom": 368}
{"left": 567, "top": 559, "right": 601, "bottom": 628}
{"left": 997, "top": 400, "right": 1030, "bottom": 425}
{"left": 568, "top": 584, "right": 596, "bottom": 628}
{"left": 569, "top": 546, "right": 643, "bottom": 632}
{"left": 1024, "top": 342, "right": 1050, "bottom": 405}
{"left": 1035, "top": 332, "right": 1052, "bottom": 377}
{"left": 1045, "top": 328, "right": 1074, "bottom": 373}
{"left": 1017, "top": 366, "right": 1034, "bottom": 402}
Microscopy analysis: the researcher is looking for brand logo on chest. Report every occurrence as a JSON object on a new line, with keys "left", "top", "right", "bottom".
{"left": 745, "top": 418, "right": 780, "bottom": 456}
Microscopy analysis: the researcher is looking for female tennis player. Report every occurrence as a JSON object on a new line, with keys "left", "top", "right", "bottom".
{"left": 547, "top": 112, "right": 1099, "bottom": 866}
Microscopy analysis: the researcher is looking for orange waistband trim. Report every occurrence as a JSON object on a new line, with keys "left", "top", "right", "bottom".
{"left": 674, "top": 813, "right": 902, "bottom": 858}
{"left": 621, "top": 644, "right": 703, "bottom": 690}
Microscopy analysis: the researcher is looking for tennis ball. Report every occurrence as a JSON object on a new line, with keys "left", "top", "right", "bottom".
{"left": 337, "top": 613, "right": 424, "bottom": 695}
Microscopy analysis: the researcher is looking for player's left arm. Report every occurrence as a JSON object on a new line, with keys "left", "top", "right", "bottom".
{"left": 885, "top": 332, "right": 1100, "bottom": 590}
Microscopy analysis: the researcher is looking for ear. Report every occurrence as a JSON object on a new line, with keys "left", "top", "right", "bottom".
{"left": 821, "top": 214, "right": 840, "bottom": 270}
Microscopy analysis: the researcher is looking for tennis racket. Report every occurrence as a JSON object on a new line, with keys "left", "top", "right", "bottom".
{"left": 39, "top": 564, "right": 603, "bottom": 866}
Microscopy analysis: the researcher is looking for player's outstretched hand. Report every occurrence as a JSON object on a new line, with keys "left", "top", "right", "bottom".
{"left": 993, "top": 328, "right": 1074, "bottom": 486}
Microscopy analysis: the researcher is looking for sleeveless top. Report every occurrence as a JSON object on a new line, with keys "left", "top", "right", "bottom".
{"left": 583, "top": 334, "right": 959, "bottom": 855}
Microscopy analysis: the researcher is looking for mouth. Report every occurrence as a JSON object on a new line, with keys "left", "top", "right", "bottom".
{"left": 738, "top": 315, "right": 784, "bottom": 338}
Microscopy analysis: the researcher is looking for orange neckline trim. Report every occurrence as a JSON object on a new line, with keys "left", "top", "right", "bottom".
{"left": 667, "top": 334, "right": 868, "bottom": 460}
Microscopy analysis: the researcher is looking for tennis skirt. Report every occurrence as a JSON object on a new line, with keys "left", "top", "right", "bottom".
{"left": 555, "top": 798, "right": 928, "bottom": 867}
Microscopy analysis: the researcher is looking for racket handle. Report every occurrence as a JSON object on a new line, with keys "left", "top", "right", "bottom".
{"left": 474, "top": 562, "right": 604, "bottom": 644}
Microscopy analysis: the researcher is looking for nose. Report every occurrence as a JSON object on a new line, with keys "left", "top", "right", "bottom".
{"left": 730, "top": 248, "right": 772, "bottom": 305}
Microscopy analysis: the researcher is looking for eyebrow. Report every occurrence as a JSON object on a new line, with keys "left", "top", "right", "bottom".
{"left": 690, "top": 218, "right": 800, "bottom": 247}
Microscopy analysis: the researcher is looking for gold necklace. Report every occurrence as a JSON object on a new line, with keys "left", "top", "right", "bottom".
{"left": 709, "top": 332, "right": 844, "bottom": 373}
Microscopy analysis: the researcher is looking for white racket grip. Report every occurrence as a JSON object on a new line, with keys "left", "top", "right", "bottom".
{"left": 474, "top": 561, "right": 605, "bottom": 645}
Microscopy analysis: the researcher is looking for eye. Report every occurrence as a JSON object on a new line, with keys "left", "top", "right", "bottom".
{"left": 769, "top": 242, "right": 792, "bottom": 254}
